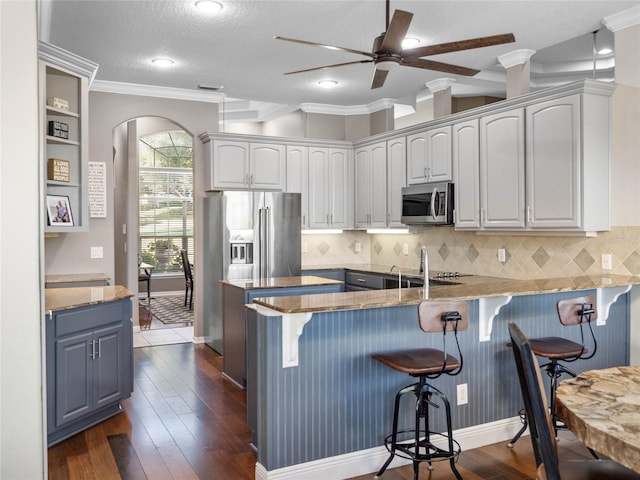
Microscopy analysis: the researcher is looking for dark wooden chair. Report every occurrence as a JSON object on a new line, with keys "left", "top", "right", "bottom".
{"left": 372, "top": 300, "right": 468, "bottom": 480}
{"left": 180, "top": 249, "right": 194, "bottom": 310}
{"left": 507, "top": 322, "right": 639, "bottom": 480}
{"left": 509, "top": 295, "right": 597, "bottom": 447}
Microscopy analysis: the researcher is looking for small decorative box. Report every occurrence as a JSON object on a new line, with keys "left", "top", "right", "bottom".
{"left": 47, "top": 158, "right": 70, "bottom": 182}
{"left": 47, "top": 96, "right": 69, "bottom": 110}
{"left": 48, "top": 121, "right": 69, "bottom": 139}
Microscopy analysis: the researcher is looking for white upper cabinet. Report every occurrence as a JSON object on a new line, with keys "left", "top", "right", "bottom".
{"left": 308, "top": 147, "right": 354, "bottom": 229}
{"left": 407, "top": 126, "right": 452, "bottom": 185}
{"left": 210, "top": 139, "right": 284, "bottom": 190}
{"left": 386, "top": 137, "right": 407, "bottom": 227}
{"left": 285, "top": 145, "right": 309, "bottom": 229}
{"left": 452, "top": 119, "right": 480, "bottom": 229}
{"left": 355, "top": 142, "right": 387, "bottom": 228}
{"left": 480, "top": 108, "right": 526, "bottom": 229}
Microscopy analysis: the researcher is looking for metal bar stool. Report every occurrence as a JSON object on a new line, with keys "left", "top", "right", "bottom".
{"left": 508, "top": 295, "right": 597, "bottom": 448}
{"left": 372, "top": 300, "right": 468, "bottom": 480}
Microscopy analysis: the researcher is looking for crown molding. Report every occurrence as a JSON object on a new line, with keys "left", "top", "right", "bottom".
{"left": 602, "top": 5, "right": 640, "bottom": 32}
{"left": 425, "top": 78, "right": 456, "bottom": 92}
{"left": 498, "top": 49, "right": 537, "bottom": 69}
{"left": 91, "top": 80, "right": 225, "bottom": 103}
{"left": 300, "top": 98, "right": 395, "bottom": 116}
{"left": 38, "top": 41, "right": 99, "bottom": 84}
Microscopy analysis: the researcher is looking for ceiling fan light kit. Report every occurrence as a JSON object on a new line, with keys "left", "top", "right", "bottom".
{"left": 194, "top": 0, "right": 223, "bottom": 13}
{"left": 152, "top": 58, "right": 174, "bottom": 68}
{"left": 275, "top": 0, "right": 515, "bottom": 89}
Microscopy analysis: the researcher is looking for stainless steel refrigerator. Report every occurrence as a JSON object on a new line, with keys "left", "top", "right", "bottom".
{"left": 203, "top": 191, "right": 301, "bottom": 354}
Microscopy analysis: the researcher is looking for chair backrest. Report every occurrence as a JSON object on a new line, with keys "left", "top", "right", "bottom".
{"left": 556, "top": 295, "right": 597, "bottom": 360}
{"left": 418, "top": 300, "right": 468, "bottom": 377}
{"left": 180, "top": 249, "right": 192, "bottom": 281}
{"left": 508, "top": 322, "right": 561, "bottom": 480}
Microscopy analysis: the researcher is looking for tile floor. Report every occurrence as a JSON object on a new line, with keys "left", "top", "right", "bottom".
{"left": 133, "top": 325, "right": 194, "bottom": 347}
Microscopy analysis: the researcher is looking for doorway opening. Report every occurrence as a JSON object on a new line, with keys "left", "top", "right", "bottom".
{"left": 137, "top": 129, "right": 194, "bottom": 335}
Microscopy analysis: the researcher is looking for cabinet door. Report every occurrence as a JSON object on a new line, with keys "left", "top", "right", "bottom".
{"left": 212, "top": 140, "right": 249, "bottom": 189}
{"left": 93, "top": 324, "right": 124, "bottom": 409}
{"left": 406, "top": 131, "right": 427, "bottom": 185}
{"left": 480, "top": 109, "right": 525, "bottom": 229}
{"left": 55, "top": 331, "right": 93, "bottom": 427}
{"left": 369, "top": 143, "right": 388, "bottom": 227}
{"left": 328, "top": 148, "right": 353, "bottom": 228}
{"left": 427, "top": 126, "right": 452, "bottom": 181}
{"left": 453, "top": 119, "right": 480, "bottom": 229}
{"left": 354, "top": 147, "right": 372, "bottom": 227}
{"left": 526, "top": 95, "right": 580, "bottom": 228}
{"left": 286, "top": 145, "right": 309, "bottom": 229}
{"left": 250, "top": 143, "right": 284, "bottom": 190}
{"left": 387, "top": 137, "right": 406, "bottom": 227}
{"left": 307, "top": 147, "right": 330, "bottom": 228}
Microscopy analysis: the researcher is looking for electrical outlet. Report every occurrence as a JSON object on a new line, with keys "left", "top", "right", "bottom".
{"left": 457, "top": 383, "right": 468, "bottom": 406}
{"left": 90, "top": 246, "right": 103, "bottom": 259}
{"left": 403, "top": 243, "right": 409, "bottom": 255}
{"left": 601, "top": 253, "right": 612, "bottom": 270}
{"left": 355, "top": 242, "right": 362, "bottom": 253}
{"left": 498, "top": 248, "right": 506, "bottom": 263}
{"left": 301, "top": 242, "right": 308, "bottom": 253}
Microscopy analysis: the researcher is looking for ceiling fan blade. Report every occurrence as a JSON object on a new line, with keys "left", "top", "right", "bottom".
{"left": 402, "top": 58, "right": 480, "bottom": 76}
{"left": 274, "top": 36, "right": 375, "bottom": 59}
{"left": 284, "top": 59, "right": 373, "bottom": 76}
{"left": 371, "top": 68, "right": 389, "bottom": 89}
{"left": 403, "top": 33, "right": 515, "bottom": 58}
{"left": 379, "top": 9, "right": 413, "bottom": 53}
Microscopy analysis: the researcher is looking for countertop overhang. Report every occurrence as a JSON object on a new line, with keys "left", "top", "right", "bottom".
{"left": 253, "top": 274, "right": 640, "bottom": 314}
{"left": 220, "top": 275, "right": 343, "bottom": 290}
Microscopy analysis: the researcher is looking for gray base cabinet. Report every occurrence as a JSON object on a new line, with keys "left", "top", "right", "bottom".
{"left": 46, "top": 298, "right": 133, "bottom": 446}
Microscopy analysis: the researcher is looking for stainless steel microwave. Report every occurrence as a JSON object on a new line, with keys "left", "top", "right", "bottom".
{"left": 401, "top": 182, "right": 454, "bottom": 225}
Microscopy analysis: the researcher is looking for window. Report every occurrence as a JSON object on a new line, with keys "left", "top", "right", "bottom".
{"left": 138, "top": 130, "right": 193, "bottom": 275}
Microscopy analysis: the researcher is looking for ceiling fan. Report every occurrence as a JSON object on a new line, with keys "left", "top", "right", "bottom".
{"left": 275, "top": 0, "right": 515, "bottom": 89}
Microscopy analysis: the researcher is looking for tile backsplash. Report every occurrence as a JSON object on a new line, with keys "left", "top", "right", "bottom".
{"left": 302, "top": 226, "right": 640, "bottom": 279}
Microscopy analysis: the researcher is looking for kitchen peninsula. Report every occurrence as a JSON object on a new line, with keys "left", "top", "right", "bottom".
{"left": 247, "top": 273, "right": 640, "bottom": 480}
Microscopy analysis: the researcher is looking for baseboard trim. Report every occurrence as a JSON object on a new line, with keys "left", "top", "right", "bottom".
{"left": 192, "top": 336, "right": 206, "bottom": 344}
{"left": 255, "top": 416, "right": 527, "bottom": 480}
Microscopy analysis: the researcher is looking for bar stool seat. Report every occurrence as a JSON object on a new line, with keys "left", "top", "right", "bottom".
{"left": 528, "top": 337, "right": 586, "bottom": 359}
{"left": 372, "top": 300, "right": 468, "bottom": 480}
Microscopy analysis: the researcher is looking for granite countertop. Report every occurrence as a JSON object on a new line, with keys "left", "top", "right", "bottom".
{"left": 221, "top": 275, "right": 343, "bottom": 290}
{"left": 253, "top": 274, "right": 640, "bottom": 314}
{"left": 45, "top": 285, "right": 134, "bottom": 312}
{"left": 45, "top": 272, "right": 111, "bottom": 285}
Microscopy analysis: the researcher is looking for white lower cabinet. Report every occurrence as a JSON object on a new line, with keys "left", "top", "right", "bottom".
{"left": 308, "top": 147, "right": 353, "bottom": 229}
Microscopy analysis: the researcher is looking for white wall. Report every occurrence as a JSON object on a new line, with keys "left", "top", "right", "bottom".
{"left": 0, "top": 1, "right": 45, "bottom": 478}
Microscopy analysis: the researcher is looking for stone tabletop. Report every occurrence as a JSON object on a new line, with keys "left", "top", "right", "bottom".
{"left": 556, "top": 365, "right": 640, "bottom": 473}
{"left": 45, "top": 285, "right": 134, "bottom": 312}
{"left": 253, "top": 274, "right": 640, "bottom": 314}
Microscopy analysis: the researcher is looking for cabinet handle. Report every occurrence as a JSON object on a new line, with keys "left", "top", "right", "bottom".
{"left": 330, "top": 214, "right": 333, "bottom": 224}
{"left": 302, "top": 214, "right": 305, "bottom": 225}
{"left": 90, "top": 340, "right": 96, "bottom": 360}
{"left": 427, "top": 167, "right": 431, "bottom": 179}
{"left": 245, "top": 174, "right": 249, "bottom": 185}
{"left": 97, "top": 338, "right": 102, "bottom": 359}
{"left": 250, "top": 173, "right": 254, "bottom": 185}
{"left": 527, "top": 206, "right": 532, "bottom": 223}
{"left": 424, "top": 167, "right": 428, "bottom": 178}
{"left": 481, "top": 208, "right": 486, "bottom": 223}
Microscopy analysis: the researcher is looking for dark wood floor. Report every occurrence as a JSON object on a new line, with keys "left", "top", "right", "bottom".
{"left": 48, "top": 343, "right": 593, "bottom": 480}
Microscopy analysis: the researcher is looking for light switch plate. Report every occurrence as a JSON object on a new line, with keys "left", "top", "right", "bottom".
{"left": 601, "top": 253, "right": 612, "bottom": 270}
{"left": 498, "top": 248, "right": 506, "bottom": 263}
{"left": 90, "top": 246, "right": 103, "bottom": 259}
{"left": 355, "top": 242, "right": 362, "bottom": 253}
{"left": 403, "top": 244, "right": 409, "bottom": 255}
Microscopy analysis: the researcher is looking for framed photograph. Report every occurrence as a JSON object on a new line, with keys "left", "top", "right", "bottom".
{"left": 46, "top": 195, "right": 74, "bottom": 226}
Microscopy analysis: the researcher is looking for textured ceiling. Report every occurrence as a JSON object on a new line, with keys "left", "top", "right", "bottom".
{"left": 41, "top": 0, "right": 637, "bottom": 117}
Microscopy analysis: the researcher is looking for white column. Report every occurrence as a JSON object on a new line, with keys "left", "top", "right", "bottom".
{"left": 425, "top": 78, "right": 456, "bottom": 118}
{"left": 497, "top": 49, "right": 536, "bottom": 98}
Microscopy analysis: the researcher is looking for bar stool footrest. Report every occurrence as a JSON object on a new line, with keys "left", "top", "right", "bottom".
{"left": 383, "top": 429, "right": 461, "bottom": 463}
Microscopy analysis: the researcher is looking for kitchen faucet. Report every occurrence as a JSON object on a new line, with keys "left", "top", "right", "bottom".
{"left": 420, "top": 246, "right": 429, "bottom": 299}
{"left": 390, "top": 265, "right": 402, "bottom": 288}
{"left": 419, "top": 246, "right": 427, "bottom": 274}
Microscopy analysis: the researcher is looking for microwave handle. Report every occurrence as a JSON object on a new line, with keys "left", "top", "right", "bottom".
{"left": 431, "top": 186, "right": 438, "bottom": 219}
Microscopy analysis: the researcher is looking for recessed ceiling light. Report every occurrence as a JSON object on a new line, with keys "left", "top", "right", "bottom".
{"left": 318, "top": 79, "right": 338, "bottom": 88}
{"left": 402, "top": 37, "right": 420, "bottom": 49}
{"left": 597, "top": 47, "right": 613, "bottom": 55}
{"left": 195, "top": 0, "right": 223, "bottom": 13}
{"left": 152, "top": 58, "right": 174, "bottom": 68}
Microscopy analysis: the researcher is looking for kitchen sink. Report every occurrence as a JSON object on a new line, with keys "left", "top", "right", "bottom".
{"left": 382, "top": 276, "right": 461, "bottom": 289}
